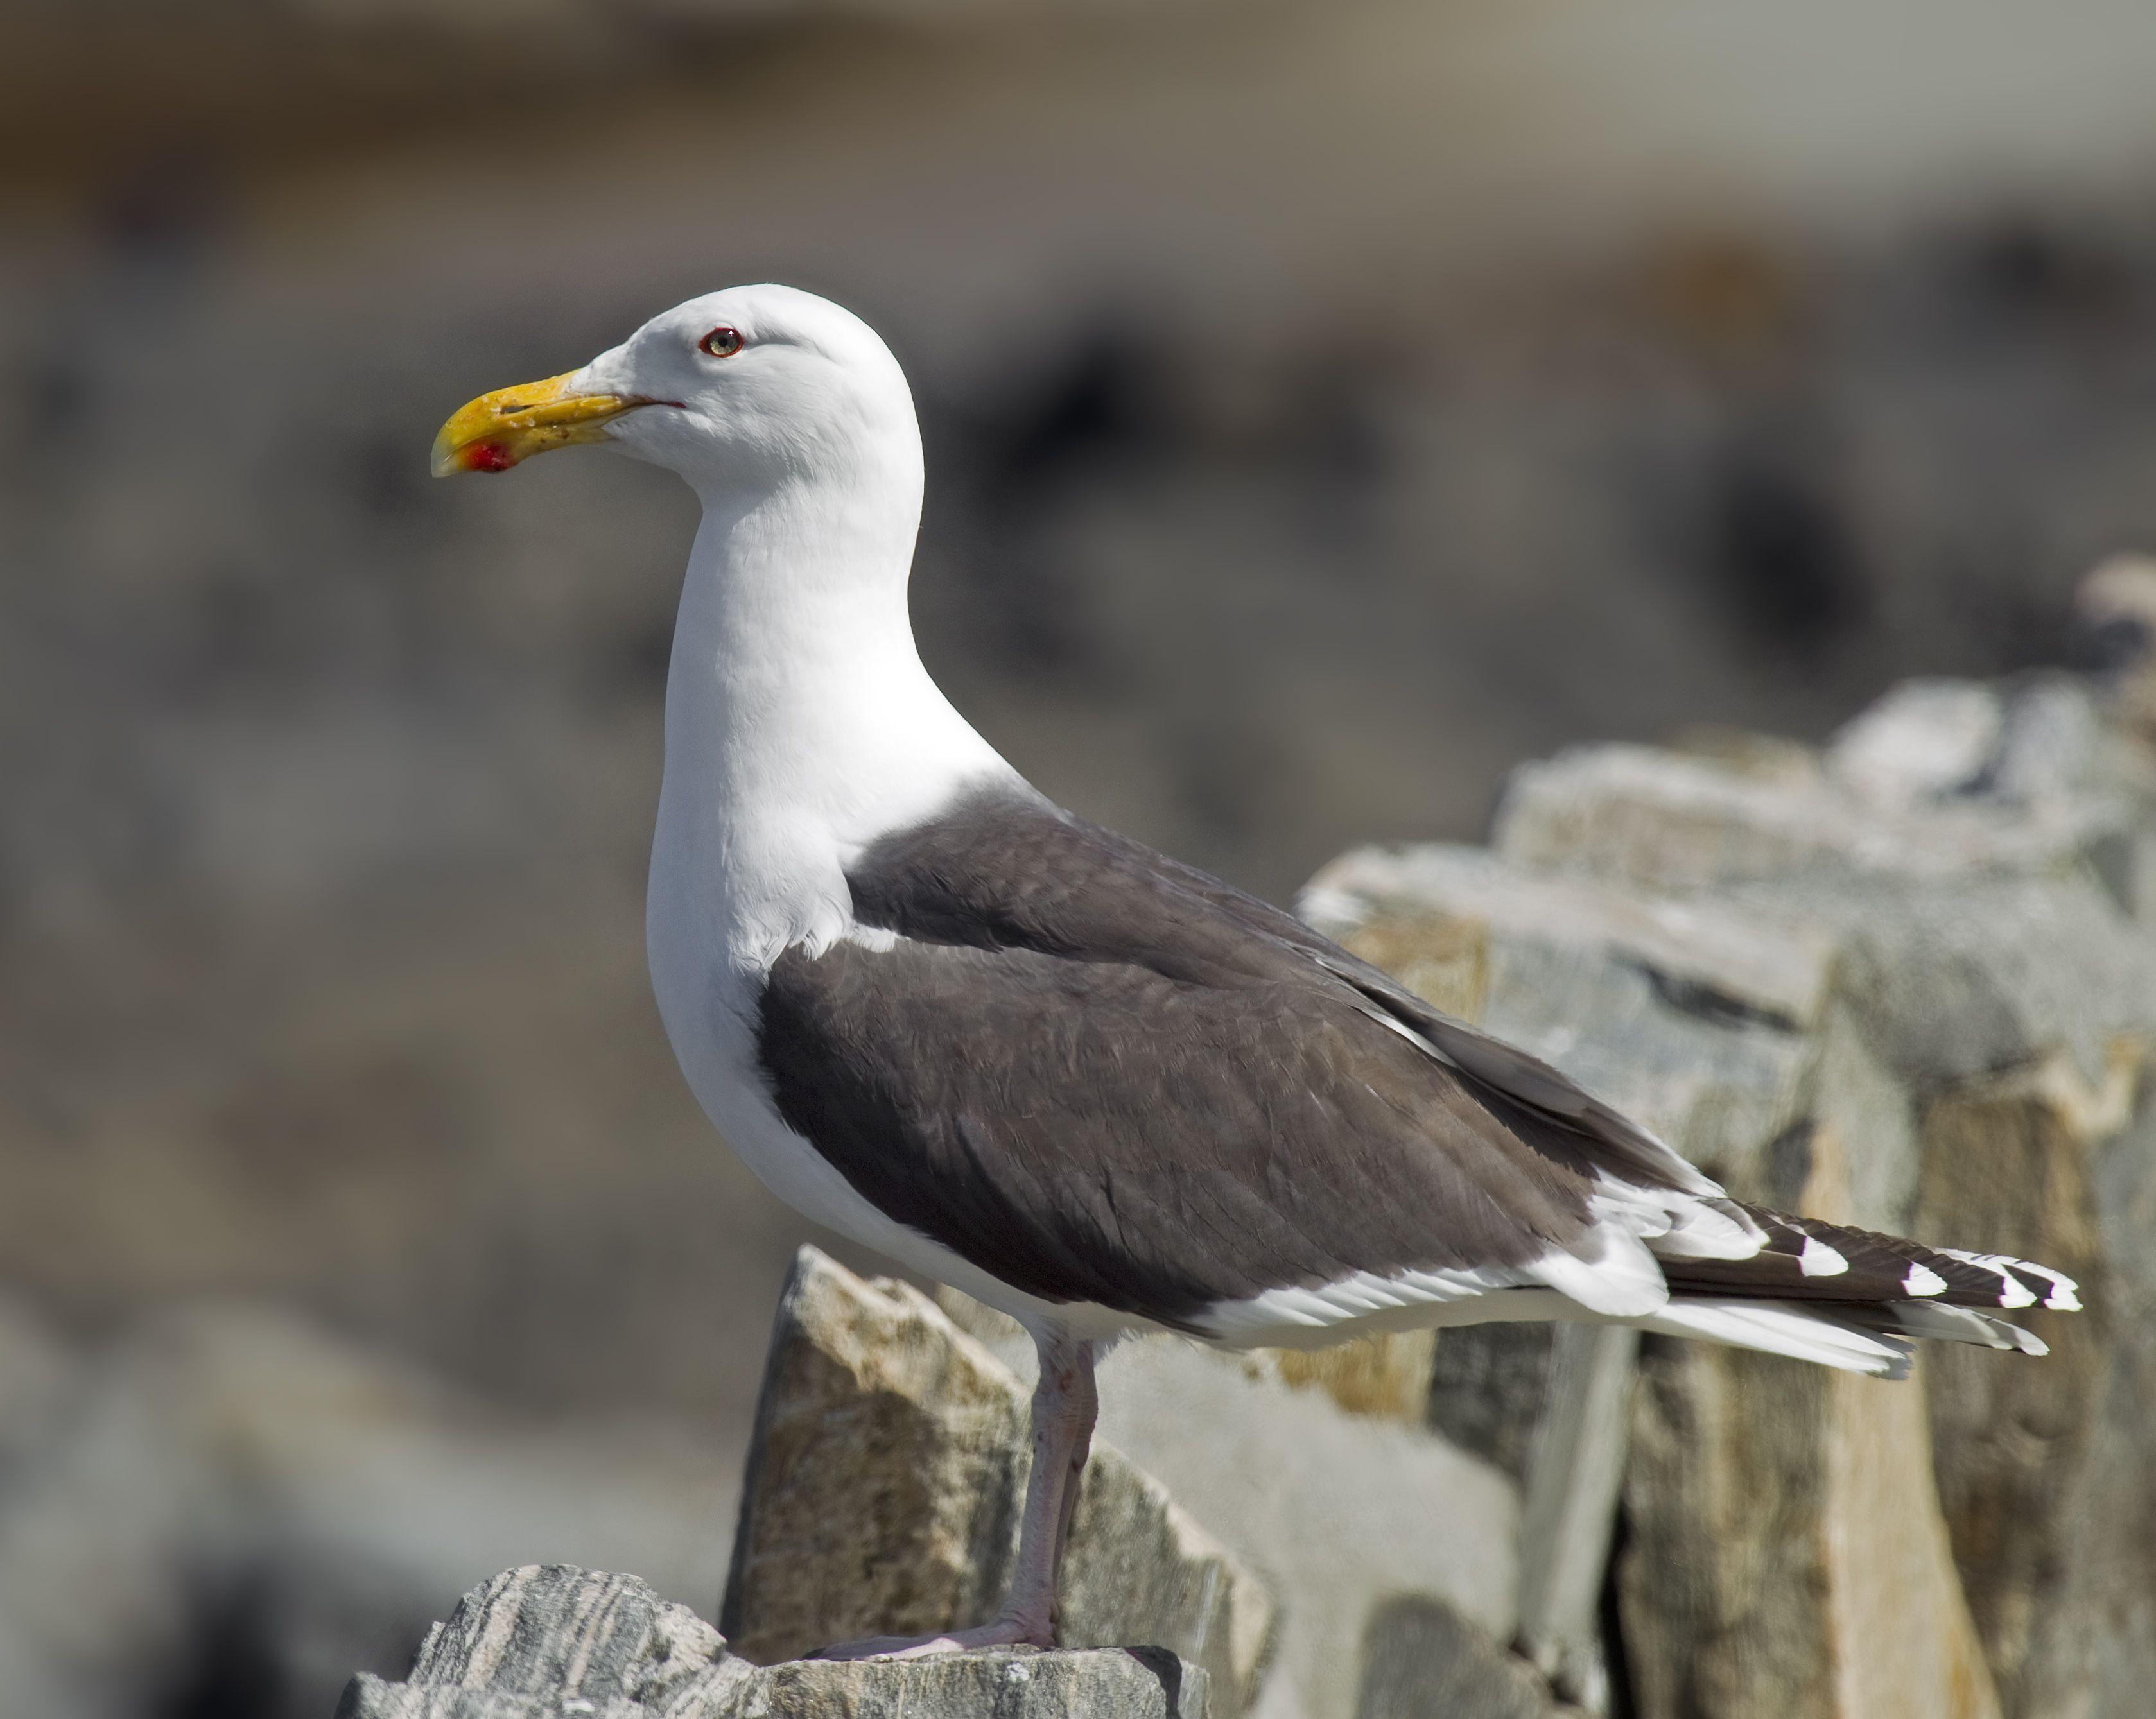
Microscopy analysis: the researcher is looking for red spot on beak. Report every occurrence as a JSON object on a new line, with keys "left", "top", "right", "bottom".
{"left": 464, "top": 441, "right": 516, "bottom": 472}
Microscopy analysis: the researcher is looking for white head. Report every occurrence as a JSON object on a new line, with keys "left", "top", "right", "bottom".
{"left": 431, "top": 284, "right": 921, "bottom": 502}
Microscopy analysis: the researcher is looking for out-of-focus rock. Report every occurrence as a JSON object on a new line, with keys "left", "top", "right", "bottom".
{"left": 1304, "top": 845, "right": 1827, "bottom": 1711}
{"left": 0, "top": 1302, "right": 740, "bottom": 1719}
{"left": 1301, "top": 689, "right": 2156, "bottom": 1719}
{"left": 1491, "top": 739, "right": 2134, "bottom": 899}
{"left": 720, "top": 1248, "right": 1274, "bottom": 1716}
{"left": 2076, "top": 555, "right": 2156, "bottom": 739}
{"left": 1619, "top": 1119, "right": 2009, "bottom": 1719}
{"left": 0, "top": 1297, "right": 78, "bottom": 1486}
{"left": 1512, "top": 1324, "right": 1637, "bottom": 1709}
{"left": 1827, "top": 678, "right": 2005, "bottom": 806}
{"left": 935, "top": 1283, "right": 1523, "bottom": 1719}
{"left": 340, "top": 1564, "right": 1207, "bottom": 1719}
{"left": 1268, "top": 1332, "right": 1437, "bottom": 1423}
{"left": 1355, "top": 1594, "right": 1576, "bottom": 1719}
{"left": 1908, "top": 1071, "right": 2110, "bottom": 1719}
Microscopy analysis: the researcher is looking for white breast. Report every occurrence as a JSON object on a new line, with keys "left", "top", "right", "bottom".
{"left": 638, "top": 460, "right": 1140, "bottom": 1337}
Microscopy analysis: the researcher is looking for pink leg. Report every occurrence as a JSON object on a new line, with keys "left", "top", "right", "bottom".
{"left": 813, "top": 1330, "right": 1099, "bottom": 1659}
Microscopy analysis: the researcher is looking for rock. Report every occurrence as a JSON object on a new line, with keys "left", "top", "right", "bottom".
{"left": 1618, "top": 1123, "right": 2008, "bottom": 1719}
{"left": 1267, "top": 1333, "right": 1437, "bottom": 1424}
{"left": 1827, "top": 679, "right": 2004, "bottom": 808}
{"left": 733, "top": 1650, "right": 1206, "bottom": 1719}
{"left": 339, "top": 1564, "right": 1206, "bottom": 1719}
{"left": 934, "top": 1287, "right": 1524, "bottom": 1719}
{"left": 1301, "top": 741, "right": 2156, "bottom": 1719}
{"left": 1423, "top": 1324, "right": 1557, "bottom": 1487}
{"left": 1355, "top": 1595, "right": 1570, "bottom": 1719}
{"left": 337, "top": 1563, "right": 752, "bottom": 1717}
{"left": 1490, "top": 740, "right": 2132, "bottom": 897}
{"left": 1305, "top": 847, "right": 1822, "bottom": 1710}
{"left": 1303, "top": 841, "right": 1839, "bottom": 1033}
{"left": 2068, "top": 1096, "right": 2156, "bottom": 1719}
{"left": 720, "top": 1249, "right": 1273, "bottom": 1716}
{"left": 0, "top": 1297, "right": 77, "bottom": 1487}
{"left": 1512, "top": 1325, "right": 1637, "bottom": 1709}
{"left": 2075, "top": 555, "right": 2156, "bottom": 741}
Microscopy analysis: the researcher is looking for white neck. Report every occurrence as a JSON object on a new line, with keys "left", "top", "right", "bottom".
{"left": 648, "top": 451, "right": 1015, "bottom": 976}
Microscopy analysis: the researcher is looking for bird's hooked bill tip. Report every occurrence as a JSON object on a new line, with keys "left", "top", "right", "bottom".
{"left": 430, "top": 370, "right": 660, "bottom": 476}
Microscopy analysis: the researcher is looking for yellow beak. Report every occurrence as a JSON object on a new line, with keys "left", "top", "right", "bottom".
{"left": 431, "top": 370, "right": 666, "bottom": 476}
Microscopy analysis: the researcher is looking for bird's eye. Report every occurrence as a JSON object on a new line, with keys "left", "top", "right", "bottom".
{"left": 699, "top": 326, "right": 744, "bottom": 358}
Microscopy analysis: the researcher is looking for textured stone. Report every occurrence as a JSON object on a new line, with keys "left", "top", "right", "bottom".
{"left": 720, "top": 1249, "right": 1273, "bottom": 1716}
{"left": 1491, "top": 740, "right": 2132, "bottom": 896}
{"left": 339, "top": 1564, "right": 1206, "bottom": 1719}
{"left": 1512, "top": 1325, "right": 1636, "bottom": 1708}
{"left": 1268, "top": 1333, "right": 1437, "bottom": 1424}
{"left": 1299, "top": 732, "right": 2156, "bottom": 1719}
{"left": 1301, "top": 840, "right": 1833, "bottom": 1713}
{"left": 1482, "top": 686, "right": 2156, "bottom": 1719}
{"left": 1304, "top": 841, "right": 1839, "bottom": 1033}
{"left": 1618, "top": 1123, "right": 2007, "bottom": 1719}
{"left": 1912, "top": 1071, "right": 2116, "bottom": 1719}
{"left": 1826, "top": 679, "right": 2004, "bottom": 807}
{"left": 1355, "top": 1595, "right": 1567, "bottom": 1719}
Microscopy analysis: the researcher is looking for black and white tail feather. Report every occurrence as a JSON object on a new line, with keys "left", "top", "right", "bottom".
{"left": 1327, "top": 972, "right": 2080, "bottom": 1380}
{"left": 1640, "top": 1202, "right": 2076, "bottom": 1379}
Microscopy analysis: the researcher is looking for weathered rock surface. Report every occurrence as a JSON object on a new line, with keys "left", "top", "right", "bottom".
{"left": 1305, "top": 668, "right": 2156, "bottom": 1719}
{"left": 338, "top": 1564, "right": 1207, "bottom": 1719}
{"left": 1355, "top": 1595, "right": 1580, "bottom": 1719}
{"left": 720, "top": 1249, "right": 1273, "bottom": 1716}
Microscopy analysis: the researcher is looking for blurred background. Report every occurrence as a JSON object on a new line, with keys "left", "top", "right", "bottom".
{"left": 8, "top": 1, "right": 2156, "bottom": 1714}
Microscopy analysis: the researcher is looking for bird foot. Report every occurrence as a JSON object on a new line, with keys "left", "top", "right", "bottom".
{"left": 808, "top": 1615, "right": 1053, "bottom": 1661}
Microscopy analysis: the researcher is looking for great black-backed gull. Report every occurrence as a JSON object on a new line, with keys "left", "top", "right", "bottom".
{"left": 433, "top": 285, "right": 2079, "bottom": 1658}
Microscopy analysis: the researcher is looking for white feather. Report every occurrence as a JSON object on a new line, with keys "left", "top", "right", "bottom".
{"left": 1642, "top": 1299, "right": 1911, "bottom": 1378}
{"left": 1798, "top": 1235, "right": 1848, "bottom": 1277}
{"left": 1903, "top": 1261, "right": 1949, "bottom": 1297}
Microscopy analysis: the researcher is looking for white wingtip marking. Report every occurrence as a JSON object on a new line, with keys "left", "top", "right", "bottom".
{"left": 2015, "top": 1261, "right": 2082, "bottom": 1310}
{"left": 1993, "top": 1270, "right": 2037, "bottom": 1309}
{"left": 1798, "top": 1236, "right": 1848, "bottom": 1277}
{"left": 1904, "top": 1261, "right": 1949, "bottom": 1297}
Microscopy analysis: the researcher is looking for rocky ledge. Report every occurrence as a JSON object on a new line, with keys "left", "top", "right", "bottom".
{"left": 335, "top": 1564, "right": 1207, "bottom": 1719}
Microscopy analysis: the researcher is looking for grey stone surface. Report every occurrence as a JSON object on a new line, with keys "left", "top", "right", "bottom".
{"left": 1424, "top": 1324, "right": 1557, "bottom": 1488}
{"left": 1826, "top": 678, "right": 2004, "bottom": 807}
{"left": 1491, "top": 739, "right": 2134, "bottom": 897}
{"left": 339, "top": 1564, "right": 1206, "bottom": 1719}
{"left": 1513, "top": 1325, "right": 1636, "bottom": 1709}
{"left": 1300, "top": 699, "right": 2156, "bottom": 1719}
{"left": 721, "top": 1250, "right": 1272, "bottom": 1716}
{"left": 1355, "top": 1596, "right": 1570, "bottom": 1719}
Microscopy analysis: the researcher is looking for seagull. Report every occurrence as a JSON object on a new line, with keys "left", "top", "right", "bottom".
{"left": 434, "top": 286, "right": 2081, "bottom": 1659}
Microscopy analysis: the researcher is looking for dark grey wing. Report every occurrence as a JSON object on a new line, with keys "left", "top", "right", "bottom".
{"left": 760, "top": 783, "right": 2071, "bottom": 1348}
{"left": 848, "top": 784, "right": 1723, "bottom": 1195}
{"left": 756, "top": 929, "right": 1594, "bottom": 1328}
{"left": 750, "top": 783, "right": 1680, "bottom": 1327}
